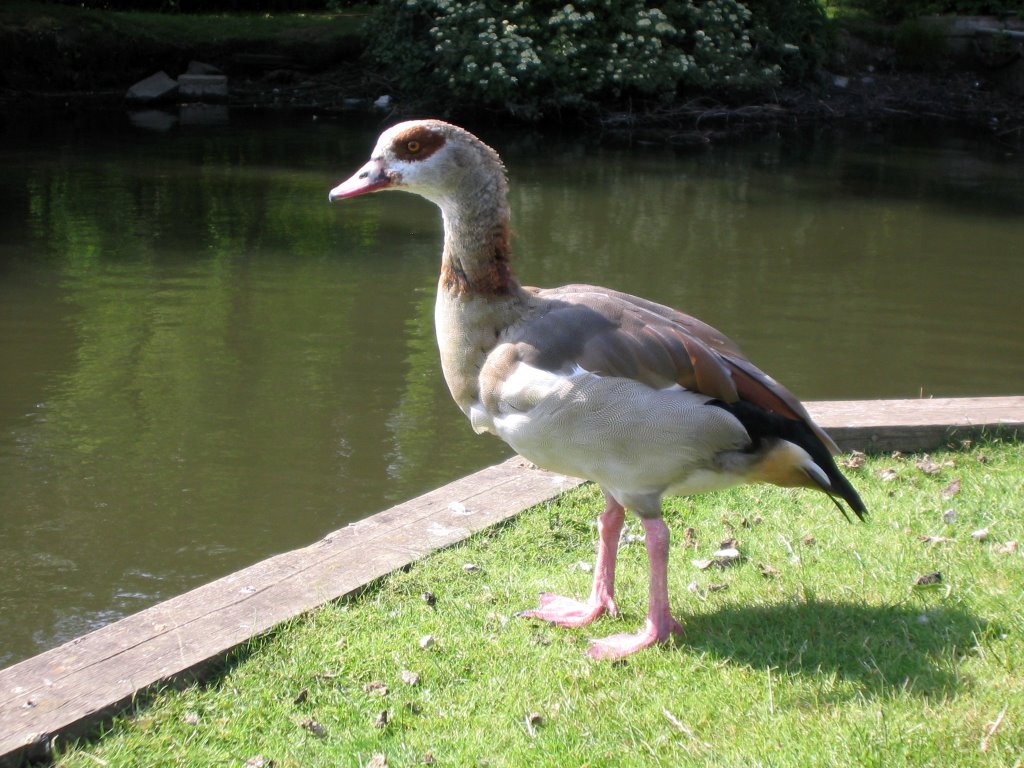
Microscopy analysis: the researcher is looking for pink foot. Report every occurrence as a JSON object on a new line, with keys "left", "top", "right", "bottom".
{"left": 518, "top": 592, "right": 618, "bottom": 628}
{"left": 587, "top": 616, "right": 684, "bottom": 660}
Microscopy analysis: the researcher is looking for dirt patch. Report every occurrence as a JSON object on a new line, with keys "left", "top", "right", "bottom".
{"left": 590, "top": 70, "right": 1023, "bottom": 147}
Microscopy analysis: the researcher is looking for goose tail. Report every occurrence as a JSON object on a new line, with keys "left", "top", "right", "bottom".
{"left": 709, "top": 400, "right": 867, "bottom": 521}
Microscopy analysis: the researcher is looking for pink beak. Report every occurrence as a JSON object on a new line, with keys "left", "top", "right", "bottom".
{"left": 328, "top": 158, "right": 393, "bottom": 201}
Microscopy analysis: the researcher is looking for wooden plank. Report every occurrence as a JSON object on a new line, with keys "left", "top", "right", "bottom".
{"left": 1, "top": 396, "right": 1022, "bottom": 766}
{"left": 0, "top": 459, "right": 582, "bottom": 766}
{"left": 807, "top": 396, "right": 1024, "bottom": 453}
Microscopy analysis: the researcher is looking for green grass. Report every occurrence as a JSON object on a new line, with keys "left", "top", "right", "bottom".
{"left": 55, "top": 441, "right": 1023, "bottom": 767}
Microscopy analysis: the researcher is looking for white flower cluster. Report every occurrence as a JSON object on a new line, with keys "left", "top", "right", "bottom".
{"left": 370, "top": 0, "right": 789, "bottom": 110}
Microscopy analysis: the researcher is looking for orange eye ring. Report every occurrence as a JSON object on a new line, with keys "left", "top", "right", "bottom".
{"left": 406, "top": 140, "right": 421, "bottom": 154}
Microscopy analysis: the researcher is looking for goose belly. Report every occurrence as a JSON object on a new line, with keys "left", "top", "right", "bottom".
{"left": 484, "top": 363, "right": 750, "bottom": 498}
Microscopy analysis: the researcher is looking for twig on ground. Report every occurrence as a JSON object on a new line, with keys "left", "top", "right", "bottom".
{"left": 662, "top": 708, "right": 711, "bottom": 749}
{"left": 979, "top": 703, "right": 1009, "bottom": 752}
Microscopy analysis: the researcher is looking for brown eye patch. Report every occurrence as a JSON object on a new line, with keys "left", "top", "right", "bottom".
{"left": 392, "top": 125, "right": 446, "bottom": 161}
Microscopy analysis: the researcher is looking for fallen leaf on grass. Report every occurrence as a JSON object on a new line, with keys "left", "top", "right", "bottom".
{"left": 462, "top": 563, "right": 481, "bottom": 573}
{"left": 366, "top": 754, "right": 388, "bottom": 768}
{"left": 942, "top": 509, "right": 957, "bottom": 524}
{"left": 713, "top": 547, "right": 742, "bottom": 561}
{"left": 683, "top": 527, "right": 698, "bottom": 548}
{"left": 971, "top": 528, "right": 990, "bottom": 542}
{"left": 758, "top": 563, "right": 782, "bottom": 578}
{"left": 401, "top": 670, "right": 421, "bottom": 686}
{"left": 918, "top": 535, "right": 954, "bottom": 545}
{"left": 707, "top": 583, "right": 729, "bottom": 592}
{"left": 524, "top": 712, "right": 544, "bottom": 738}
{"left": 801, "top": 534, "right": 817, "bottom": 547}
{"left": 292, "top": 688, "right": 309, "bottom": 705}
{"left": 914, "top": 572, "right": 943, "bottom": 587}
{"left": 374, "top": 710, "right": 389, "bottom": 729}
{"left": 421, "top": 591, "right": 437, "bottom": 608}
{"left": 244, "top": 757, "right": 274, "bottom": 768}
{"left": 183, "top": 711, "right": 200, "bottom": 726}
{"left": 421, "top": 753, "right": 436, "bottom": 765}
{"left": 300, "top": 717, "right": 327, "bottom": 738}
{"left": 876, "top": 469, "right": 898, "bottom": 482}
{"left": 840, "top": 450, "right": 867, "bottom": 469}
{"left": 692, "top": 548, "right": 741, "bottom": 570}
{"left": 691, "top": 537, "right": 742, "bottom": 569}
{"left": 916, "top": 456, "right": 942, "bottom": 475}
{"left": 363, "top": 681, "right": 388, "bottom": 697}
{"left": 994, "top": 541, "right": 1018, "bottom": 555}
{"left": 709, "top": 538, "right": 743, "bottom": 565}
{"left": 941, "top": 478, "right": 961, "bottom": 499}
{"left": 419, "top": 635, "right": 436, "bottom": 650}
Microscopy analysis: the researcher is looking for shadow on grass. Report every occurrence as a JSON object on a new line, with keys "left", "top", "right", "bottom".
{"left": 679, "top": 598, "right": 988, "bottom": 699}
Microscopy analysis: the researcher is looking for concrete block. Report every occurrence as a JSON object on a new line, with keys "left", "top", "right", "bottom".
{"left": 178, "top": 74, "right": 229, "bottom": 103}
{"left": 126, "top": 71, "right": 178, "bottom": 105}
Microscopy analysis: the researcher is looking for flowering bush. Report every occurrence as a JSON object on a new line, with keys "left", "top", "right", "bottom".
{"left": 365, "top": 0, "right": 825, "bottom": 116}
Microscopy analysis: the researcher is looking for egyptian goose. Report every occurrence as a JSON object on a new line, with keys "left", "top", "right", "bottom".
{"left": 330, "top": 119, "right": 865, "bottom": 660}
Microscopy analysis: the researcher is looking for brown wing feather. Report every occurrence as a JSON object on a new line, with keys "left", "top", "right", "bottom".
{"left": 516, "top": 284, "right": 837, "bottom": 453}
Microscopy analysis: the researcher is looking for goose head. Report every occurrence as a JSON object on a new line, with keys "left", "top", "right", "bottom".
{"left": 328, "top": 119, "right": 508, "bottom": 213}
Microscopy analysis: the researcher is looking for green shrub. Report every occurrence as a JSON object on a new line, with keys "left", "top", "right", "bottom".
{"left": 893, "top": 17, "right": 949, "bottom": 69}
{"left": 744, "top": 0, "right": 831, "bottom": 80}
{"left": 365, "top": 0, "right": 828, "bottom": 117}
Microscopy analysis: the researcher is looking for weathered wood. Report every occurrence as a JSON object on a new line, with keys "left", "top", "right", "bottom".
{"left": 808, "top": 396, "right": 1024, "bottom": 453}
{"left": 0, "top": 460, "right": 582, "bottom": 766}
{"left": 1, "top": 396, "right": 1022, "bottom": 766}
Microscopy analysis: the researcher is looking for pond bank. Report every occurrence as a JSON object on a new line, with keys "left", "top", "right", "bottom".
{"left": 3, "top": 396, "right": 1022, "bottom": 766}
{"left": 2, "top": 3, "right": 1023, "bottom": 145}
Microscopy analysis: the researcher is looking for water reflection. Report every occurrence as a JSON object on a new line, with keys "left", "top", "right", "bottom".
{"left": 1, "top": 113, "right": 1022, "bottom": 667}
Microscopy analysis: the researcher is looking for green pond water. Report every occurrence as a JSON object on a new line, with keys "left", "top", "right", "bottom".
{"left": 1, "top": 109, "right": 1022, "bottom": 667}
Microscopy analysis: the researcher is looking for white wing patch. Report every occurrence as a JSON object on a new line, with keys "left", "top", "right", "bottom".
{"left": 498, "top": 362, "right": 583, "bottom": 414}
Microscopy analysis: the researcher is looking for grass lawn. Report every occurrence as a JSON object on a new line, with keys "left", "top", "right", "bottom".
{"left": 55, "top": 440, "right": 1023, "bottom": 767}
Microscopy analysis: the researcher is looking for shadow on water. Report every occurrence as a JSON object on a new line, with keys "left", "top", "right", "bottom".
{"left": 678, "top": 598, "right": 989, "bottom": 699}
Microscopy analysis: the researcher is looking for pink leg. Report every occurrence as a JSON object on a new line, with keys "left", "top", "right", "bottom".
{"left": 518, "top": 493, "right": 625, "bottom": 628}
{"left": 587, "top": 516, "right": 684, "bottom": 660}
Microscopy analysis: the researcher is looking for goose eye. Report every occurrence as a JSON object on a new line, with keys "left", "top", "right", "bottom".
{"left": 406, "top": 140, "right": 421, "bottom": 154}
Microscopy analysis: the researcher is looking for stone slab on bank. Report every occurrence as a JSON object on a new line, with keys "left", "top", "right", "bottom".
{"left": 1, "top": 396, "right": 1022, "bottom": 766}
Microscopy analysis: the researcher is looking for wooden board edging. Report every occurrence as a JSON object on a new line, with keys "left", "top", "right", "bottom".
{"left": 1, "top": 395, "right": 1022, "bottom": 766}
{"left": 806, "top": 395, "right": 1024, "bottom": 453}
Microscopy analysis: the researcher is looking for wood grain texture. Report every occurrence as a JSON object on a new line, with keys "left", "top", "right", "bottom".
{"left": 0, "top": 459, "right": 582, "bottom": 766}
{"left": 2, "top": 397, "right": 1022, "bottom": 765}
{"left": 808, "top": 396, "right": 1024, "bottom": 452}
